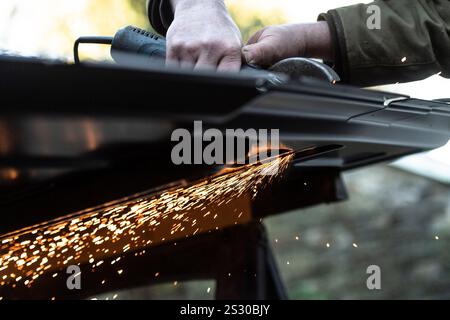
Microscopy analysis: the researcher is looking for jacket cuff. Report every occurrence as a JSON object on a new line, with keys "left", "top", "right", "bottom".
{"left": 147, "top": 0, "right": 174, "bottom": 36}
{"left": 318, "top": 12, "right": 349, "bottom": 83}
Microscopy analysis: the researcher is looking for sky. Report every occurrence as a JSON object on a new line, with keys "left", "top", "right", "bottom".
{"left": 0, "top": 0, "right": 449, "bottom": 182}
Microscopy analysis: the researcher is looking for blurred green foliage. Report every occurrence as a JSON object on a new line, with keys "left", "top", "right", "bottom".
{"left": 126, "top": 0, "right": 288, "bottom": 41}
{"left": 74, "top": 0, "right": 286, "bottom": 59}
{"left": 1, "top": 0, "right": 288, "bottom": 65}
{"left": 227, "top": 3, "right": 287, "bottom": 41}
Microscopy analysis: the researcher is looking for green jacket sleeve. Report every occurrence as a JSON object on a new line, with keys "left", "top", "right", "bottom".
{"left": 320, "top": 0, "right": 450, "bottom": 86}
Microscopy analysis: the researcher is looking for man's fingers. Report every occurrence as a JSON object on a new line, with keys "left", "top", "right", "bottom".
{"left": 194, "top": 50, "right": 220, "bottom": 70}
{"left": 166, "top": 58, "right": 180, "bottom": 68}
{"left": 167, "top": 39, "right": 243, "bottom": 71}
{"left": 163, "top": 2, "right": 243, "bottom": 71}
{"left": 166, "top": 44, "right": 181, "bottom": 68}
{"left": 242, "top": 40, "right": 275, "bottom": 67}
{"left": 246, "top": 28, "right": 265, "bottom": 45}
{"left": 180, "top": 58, "right": 196, "bottom": 69}
{"left": 217, "top": 53, "right": 242, "bottom": 72}
{"left": 167, "top": 41, "right": 198, "bottom": 69}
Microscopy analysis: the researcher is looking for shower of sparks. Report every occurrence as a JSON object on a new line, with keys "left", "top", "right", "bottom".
{"left": 0, "top": 152, "right": 294, "bottom": 291}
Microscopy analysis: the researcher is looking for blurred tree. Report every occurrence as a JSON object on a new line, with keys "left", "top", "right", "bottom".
{"left": 70, "top": 0, "right": 150, "bottom": 61}
{"left": 227, "top": 2, "right": 287, "bottom": 42}
{"left": 122, "top": 0, "right": 288, "bottom": 41}
{"left": 0, "top": 0, "right": 286, "bottom": 60}
{"left": 127, "top": 0, "right": 152, "bottom": 29}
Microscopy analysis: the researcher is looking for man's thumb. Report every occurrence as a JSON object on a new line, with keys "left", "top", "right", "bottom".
{"left": 242, "top": 41, "right": 271, "bottom": 66}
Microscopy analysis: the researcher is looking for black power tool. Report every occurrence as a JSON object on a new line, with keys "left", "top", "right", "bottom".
{"left": 74, "top": 25, "right": 340, "bottom": 84}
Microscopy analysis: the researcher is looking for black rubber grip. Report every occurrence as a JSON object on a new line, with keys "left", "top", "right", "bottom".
{"left": 111, "top": 26, "right": 167, "bottom": 64}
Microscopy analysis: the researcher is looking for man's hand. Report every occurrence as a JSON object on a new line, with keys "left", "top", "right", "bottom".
{"left": 167, "top": 0, "right": 242, "bottom": 71}
{"left": 242, "top": 22, "right": 333, "bottom": 67}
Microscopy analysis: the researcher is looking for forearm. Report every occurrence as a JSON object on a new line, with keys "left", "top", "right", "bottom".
{"left": 322, "top": 0, "right": 450, "bottom": 86}
{"left": 302, "top": 22, "right": 333, "bottom": 62}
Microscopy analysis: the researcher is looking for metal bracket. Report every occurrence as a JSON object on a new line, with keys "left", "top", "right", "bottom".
{"left": 383, "top": 96, "right": 409, "bottom": 107}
